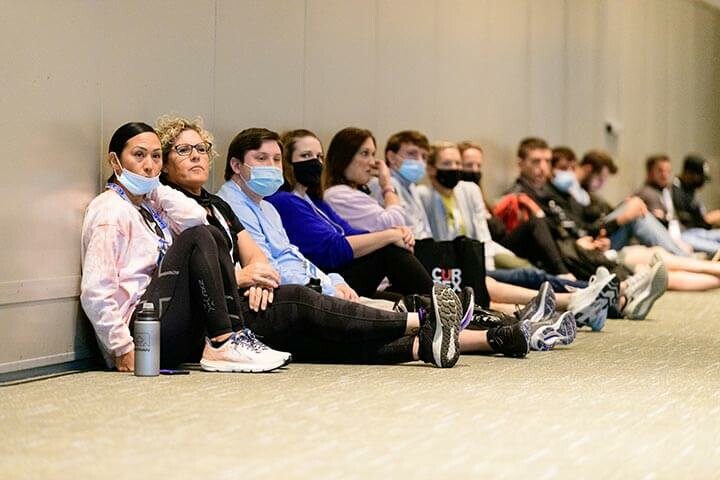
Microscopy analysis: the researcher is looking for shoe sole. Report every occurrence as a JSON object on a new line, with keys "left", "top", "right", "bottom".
{"left": 625, "top": 263, "right": 668, "bottom": 320}
{"left": 575, "top": 288, "right": 611, "bottom": 332}
{"left": 431, "top": 284, "right": 461, "bottom": 368}
{"left": 459, "top": 288, "right": 475, "bottom": 331}
{"left": 200, "top": 358, "right": 286, "bottom": 373}
{"left": 530, "top": 312, "right": 576, "bottom": 351}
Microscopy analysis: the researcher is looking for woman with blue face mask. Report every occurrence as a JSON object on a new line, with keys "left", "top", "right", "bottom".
{"left": 80, "top": 122, "right": 290, "bottom": 374}
{"left": 265, "top": 129, "right": 436, "bottom": 298}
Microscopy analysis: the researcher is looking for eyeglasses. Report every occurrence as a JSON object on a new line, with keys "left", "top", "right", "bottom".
{"left": 173, "top": 142, "right": 212, "bottom": 157}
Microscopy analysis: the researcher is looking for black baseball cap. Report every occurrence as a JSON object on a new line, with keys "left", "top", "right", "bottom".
{"left": 683, "top": 154, "right": 711, "bottom": 181}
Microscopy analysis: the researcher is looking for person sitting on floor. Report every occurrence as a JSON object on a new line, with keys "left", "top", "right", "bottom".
{"left": 212, "top": 125, "right": 536, "bottom": 358}
{"left": 80, "top": 122, "right": 290, "bottom": 374}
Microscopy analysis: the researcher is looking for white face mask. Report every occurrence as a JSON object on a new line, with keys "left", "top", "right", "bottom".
{"left": 111, "top": 153, "right": 161, "bottom": 195}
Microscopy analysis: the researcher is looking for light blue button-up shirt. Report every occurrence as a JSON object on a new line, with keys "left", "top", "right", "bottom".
{"left": 217, "top": 179, "right": 346, "bottom": 296}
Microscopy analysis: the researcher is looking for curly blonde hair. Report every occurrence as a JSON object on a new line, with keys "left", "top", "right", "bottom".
{"left": 155, "top": 115, "right": 217, "bottom": 163}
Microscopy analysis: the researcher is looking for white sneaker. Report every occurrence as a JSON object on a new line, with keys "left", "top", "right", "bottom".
{"left": 624, "top": 254, "right": 668, "bottom": 320}
{"left": 568, "top": 267, "right": 616, "bottom": 313}
{"left": 200, "top": 330, "right": 291, "bottom": 373}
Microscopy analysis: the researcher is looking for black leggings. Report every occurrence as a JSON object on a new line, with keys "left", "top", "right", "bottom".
{"left": 242, "top": 284, "right": 414, "bottom": 364}
{"left": 136, "top": 225, "right": 243, "bottom": 368}
{"left": 499, "top": 217, "right": 570, "bottom": 274}
{"left": 336, "top": 245, "right": 434, "bottom": 297}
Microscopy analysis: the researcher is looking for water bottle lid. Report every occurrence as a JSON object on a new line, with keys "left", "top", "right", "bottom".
{"left": 136, "top": 302, "right": 158, "bottom": 321}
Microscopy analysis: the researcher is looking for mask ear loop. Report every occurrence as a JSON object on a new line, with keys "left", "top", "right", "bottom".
{"left": 231, "top": 157, "right": 251, "bottom": 184}
{"left": 109, "top": 152, "right": 123, "bottom": 178}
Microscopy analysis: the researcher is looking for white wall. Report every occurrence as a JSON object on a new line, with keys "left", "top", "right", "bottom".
{"left": 1, "top": 0, "right": 719, "bottom": 373}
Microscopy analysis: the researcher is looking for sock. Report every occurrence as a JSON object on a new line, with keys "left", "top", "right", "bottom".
{"left": 210, "top": 335, "right": 233, "bottom": 348}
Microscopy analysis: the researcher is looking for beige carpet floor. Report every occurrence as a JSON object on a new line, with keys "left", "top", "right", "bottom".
{"left": 2, "top": 290, "right": 719, "bottom": 479}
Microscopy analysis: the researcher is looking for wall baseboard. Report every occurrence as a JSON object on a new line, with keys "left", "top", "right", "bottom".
{"left": 0, "top": 357, "right": 101, "bottom": 386}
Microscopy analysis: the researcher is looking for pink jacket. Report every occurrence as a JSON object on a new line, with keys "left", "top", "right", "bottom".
{"left": 80, "top": 185, "right": 206, "bottom": 367}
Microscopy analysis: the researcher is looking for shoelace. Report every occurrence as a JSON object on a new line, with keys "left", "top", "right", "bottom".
{"left": 229, "top": 330, "right": 268, "bottom": 353}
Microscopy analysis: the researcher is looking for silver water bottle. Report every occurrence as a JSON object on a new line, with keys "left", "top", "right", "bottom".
{"left": 134, "top": 302, "right": 160, "bottom": 376}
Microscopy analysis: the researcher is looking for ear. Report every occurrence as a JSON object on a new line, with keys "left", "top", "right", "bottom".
{"left": 108, "top": 152, "right": 121, "bottom": 174}
{"left": 230, "top": 157, "right": 244, "bottom": 175}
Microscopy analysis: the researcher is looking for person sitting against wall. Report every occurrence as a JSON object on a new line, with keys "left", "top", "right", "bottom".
{"left": 265, "top": 128, "right": 435, "bottom": 299}
{"left": 80, "top": 122, "right": 291, "bottom": 374}
{"left": 457, "top": 141, "right": 580, "bottom": 276}
{"left": 154, "top": 116, "right": 469, "bottom": 367}
{"left": 636, "top": 153, "right": 720, "bottom": 257}
{"left": 414, "top": 140, "right": 618, "bottom": 331}
{"left": 320, "top": 127, "right": 582, "bottom": 349}
{"left": 507, "top": 137, "right": 668, "bottom": 321}
{"left": 210, "top": 125, "right": 536, "bottom": 358}
{"left": 353, "top": 129, "right": 604, "bottom": 324}
{"left": 552, "top": 147, "right": 688, "bottom": 257}
{"left": 554, "top": 148, "right": 720, "bottom": 291}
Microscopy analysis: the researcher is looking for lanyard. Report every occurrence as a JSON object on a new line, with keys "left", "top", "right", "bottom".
{"left": 106, "top": 183, "right": 170, "bottom": 263}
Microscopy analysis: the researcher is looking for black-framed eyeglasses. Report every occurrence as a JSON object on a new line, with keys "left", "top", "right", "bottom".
{"left": 173, "top": 142, "right": 212, "bottom": 157}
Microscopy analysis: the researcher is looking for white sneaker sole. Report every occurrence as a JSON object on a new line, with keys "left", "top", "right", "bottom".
{"left": 200, "top": 358, "right": 286, "bottom": 373}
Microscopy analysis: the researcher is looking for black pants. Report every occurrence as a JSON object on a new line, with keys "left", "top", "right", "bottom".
{"left": 243, "top": 284, "right": 414, "bottom": 364}
{"left": 499, "top": 217, "right": 570, "bottom": 274}
{"left": 136, "top": 225, "right": 243, "bottom": 368}
{"left": 337, "top": 245, "right": 434, "bottom": 297}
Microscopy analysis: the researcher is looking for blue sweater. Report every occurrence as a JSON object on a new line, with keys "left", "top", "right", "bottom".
{"left": 267, "top": 190, "right": 368, "bottom": 271}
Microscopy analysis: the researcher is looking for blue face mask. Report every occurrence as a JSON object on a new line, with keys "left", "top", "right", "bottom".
{"left": 243, "top": 166, "right": 284, "bottom": 197}
{"left": 397, "top": 159, "right": 426, "bottom": 184}
{"left": 551, "top": 169, "right": 577, "bottom": 193}
{"left": 112, "top": 155, "right": 160, "bottom": 195}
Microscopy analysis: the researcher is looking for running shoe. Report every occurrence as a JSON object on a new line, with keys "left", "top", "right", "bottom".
{"left": 623, "top": 253, "right": 668, "bottom": 320}
{"left": 418, "top": 284, "right": 462, "bottom": 368}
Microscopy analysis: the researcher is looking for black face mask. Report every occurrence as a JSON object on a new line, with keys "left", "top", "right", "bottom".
{"left": 460, "top": 171, "right": 481, "bottom": 184}
{"left": 293, "top": 158, "right": 323, "bottom": 187}
{"left": 435, "top": 169, "right": 461, "bottom": 190}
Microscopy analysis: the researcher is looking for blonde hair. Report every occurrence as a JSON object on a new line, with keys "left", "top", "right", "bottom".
{"left": 428, "top": 140, "right": 458, "bottom": 166}
{"left": 155, "top": 115, "right": 217, "bottom": 163}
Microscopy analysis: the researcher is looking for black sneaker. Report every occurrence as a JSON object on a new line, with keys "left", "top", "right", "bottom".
{"left": 486, "top": 320, "right": 531, "bottom": 358}
{"left": 398, "top": 294, "right": 429, "bottom": 313}
{"left": 467, "top": 307, "right": 519, "bottom": 330}
{"left": 418, "top": 284, "right": 461, "bottom": 368}
{"left": 514, "top": 281, "right": 556, "bottom": 323}
{"left": 457, "top": 287, "right": 475, "bottom": 330}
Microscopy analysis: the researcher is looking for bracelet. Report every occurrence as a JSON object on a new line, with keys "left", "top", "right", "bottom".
{"left": 382, "top": 185, "right": 396, "bottom": 195}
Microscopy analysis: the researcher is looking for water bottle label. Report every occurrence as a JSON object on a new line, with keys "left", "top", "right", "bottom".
{"left": 135, "top": 332, "right": 151, "bottom": 352}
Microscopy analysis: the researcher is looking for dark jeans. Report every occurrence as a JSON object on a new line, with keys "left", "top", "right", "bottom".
{"left": 136, "top": 225, "right": 243, "bottom": 368}
{"left": 499, "top": 217, "right": 570, "bottom": 274}
{"left": 337, "top": 244, "right": 434, "bottom": 297}
{"left": 487, "top": 267, "right": 587, "bottom": 293}
{"left": 243, "top": 284, "right": 414, "bottom": 364}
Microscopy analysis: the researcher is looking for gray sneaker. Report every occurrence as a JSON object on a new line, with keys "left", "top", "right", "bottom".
{"left": 624, "top": 254, "right": 668, "bottom": 320}
{"left": 515, "top": 281, "right": 556, "bottom": 323}
{"left": 530, "top": 311, "right": 577, "bottom": 351}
